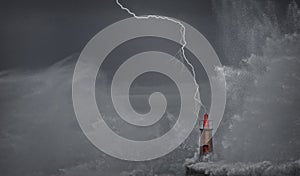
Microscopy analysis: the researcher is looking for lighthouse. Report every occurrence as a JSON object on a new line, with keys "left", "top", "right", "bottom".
{"left": 199, "top": 113, "right": 213, "bottom": 161}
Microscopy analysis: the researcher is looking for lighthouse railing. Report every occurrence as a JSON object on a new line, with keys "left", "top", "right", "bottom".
{"left": 199, "top": 120, "right": 213, "bottom": 130}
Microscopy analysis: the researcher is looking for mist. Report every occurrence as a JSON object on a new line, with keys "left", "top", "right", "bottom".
{"left": 211, "top": 0, "right": 300, "bottom": 162}
{"left": 0, "top": 0, "right": 299, "bottom": 176}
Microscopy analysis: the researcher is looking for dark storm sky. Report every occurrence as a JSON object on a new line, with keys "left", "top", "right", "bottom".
{"left": 1, "top": 0, "right": 296, "bottom": 70}
{"left": 0, "top": 0, "right": 218, "bottom": 70}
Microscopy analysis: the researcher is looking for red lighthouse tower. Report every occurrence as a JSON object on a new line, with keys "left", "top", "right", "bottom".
{"left": 199, "top": 113, "right": 213, "bottom": 161}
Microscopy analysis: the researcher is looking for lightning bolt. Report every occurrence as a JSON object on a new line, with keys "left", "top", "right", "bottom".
{"left": 116, "top": 0, "right": 206, "bottom": 115}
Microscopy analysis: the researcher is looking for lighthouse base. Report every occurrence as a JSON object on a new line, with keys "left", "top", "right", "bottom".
{"left": 199, "top": 153, "right": 213, "bottom": 162}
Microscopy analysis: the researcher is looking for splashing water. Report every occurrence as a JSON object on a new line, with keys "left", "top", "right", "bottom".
{"left": 211, "top": 0, "right": 300, "bottom": 162}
